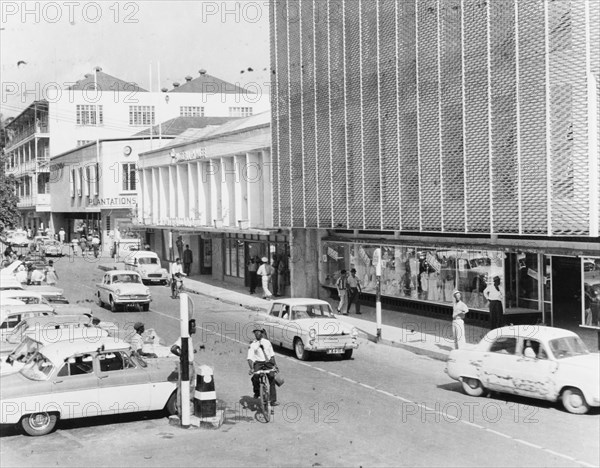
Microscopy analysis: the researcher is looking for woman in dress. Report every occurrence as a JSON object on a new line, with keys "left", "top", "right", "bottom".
{"left": 45, "top": 260, "right": 59, "bottom": 285}
{"left": 452, "top": 290, "right": 469, "bottom": 349}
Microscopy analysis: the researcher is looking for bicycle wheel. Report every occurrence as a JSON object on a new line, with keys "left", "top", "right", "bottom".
{"left": 259, "top": 378, "right": 270, "bottom": 423}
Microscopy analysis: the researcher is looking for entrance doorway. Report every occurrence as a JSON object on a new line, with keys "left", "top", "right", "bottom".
{"left": 551, "top": 256, "right": 581, "bottom": 329}
{"left": 199, "top": 238, "right": 212, "bottom": 275}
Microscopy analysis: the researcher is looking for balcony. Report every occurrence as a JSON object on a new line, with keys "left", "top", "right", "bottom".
{"left": 6, "top": 123, "right": 49, "bottom": 149}
{"left": 16, "top": 193, "right": 51, "bottom": 211}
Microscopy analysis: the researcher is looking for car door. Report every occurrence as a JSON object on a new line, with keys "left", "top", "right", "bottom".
{"left": 51, "top": 352, "right": 100, "bottom": 419}
{"left": 96, "top": 350, "right": 151, "bottom": 414}
{"left": 509, "top": 339, "right": 558, "bottom": 400}
{"left": 264, "top": 304, "right": 285, "bottom": 346}
{"left": 480, "top": 336, "right": 519, "bottom": 393}
{"left": 99, "top": 274, "right": 111, "bottom": 303}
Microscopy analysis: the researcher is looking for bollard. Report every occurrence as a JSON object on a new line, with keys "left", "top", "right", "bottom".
{"left": 194, "top": 365, "right": 216, "bottom": 418}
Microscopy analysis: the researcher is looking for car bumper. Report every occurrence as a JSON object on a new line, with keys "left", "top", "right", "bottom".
{"left": 305, "top": 338, "right": 359, "bottom": 352}
{"left": 114, "top": 297, "right": 151, "bottom": 304}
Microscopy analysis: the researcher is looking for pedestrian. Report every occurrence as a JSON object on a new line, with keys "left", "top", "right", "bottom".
{"left": 91, "top": 233, "right": 100, "bottom": 258}
{"left": 71, "top": 238, "right": 78, "bottom": 256}
{"left": 452, "top": 290, "right": 469, "bottom": 349}
{"left": 176, "top": 236, "right": 184, "bottom": 260}
{"left": 30, "top": 266, "right": 45, "bottom": 285}
{"left": 45, "top": 260, "right": 58, "bottom": 285}
{"left": 247, "top": 256, "right": 258, "bottom": 294}
{"left": 183, "top": 244, "right": 193, "bottom": 276}
{"left": 257, "top": 256, "right": 274, "bottom": 300}
{"left": 346, "top": 268, "right": 362, "bottom": 314}
{"left": 58, "top": 227, "right": 66, "bottom": 243}
{"left": 247, "top": 328, "right": 279, "bottom": 406}
{"left": 277, "top": 256, "right": 287, "bottom": 296}
{"left": 484, "top": 276, "right": 504, "bottom": 329}
{"left": 26, "top": 226, "right": 32, "bottom": 239}
{"left": 130, "top": 323, "right": 158, "bottom": 358}
{"left": 79, "top": 236, "right": 87, "bottom": 256}
{"left": 336, "top": 270, "right": 349, "bottom": 314}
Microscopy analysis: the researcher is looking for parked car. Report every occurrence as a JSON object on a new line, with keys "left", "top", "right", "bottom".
{"left": 0, "top": 337, "right": 178, "bottom": 435}
{"left": 39, "top": 239, "right": 63, "bottom": 257}
{"left": 7, "top": 231, "right": 29, "bottom": 247}
{"left": 96, "top": 270, "right": 151, "bottom": 312}
{"left": 33, "top": 236, "right": 51, "bottom": 251}
{"left": 0, "top": 326, "right": 109, "bottom": 377}
{"left": 255, "top": 298, "right": 359, "bottom": 360}
{"left": 0, "top": 275, "right": 24, "bottom": 291}
{"left": 124, "top": 251, "right": 169, "bottom": 285}
{"left": 445, "top": 325, "right": 600, "bottom": 414}
{"left": 0, "top": 304, "right": 56, "bottom": 341}
{"left": 26, "top": 285, "right": 69, "bottom": 304}
{"left": 0, "top": 314, "right": 95, "bottom": 355}
{"left": 1, "top": 290, "right": 51, "bottom": 306}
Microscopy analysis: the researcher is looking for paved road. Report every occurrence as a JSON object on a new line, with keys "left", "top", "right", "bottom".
{"left": 1, "top": 257, "right": 599, "bottom": 467}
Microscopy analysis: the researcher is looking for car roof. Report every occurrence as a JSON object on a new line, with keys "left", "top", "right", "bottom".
{"left": 25, "top": 285, "right": 64, "bottom": 295}
{"left": 19, "top": 314, "right": 90, "bottom": 326}
{"left": 52, "top": 304, "right": 92, "bottom": 315}
{"left": 1, "top": 305, "right": 56, "bottom": 321}
{"left": 108, "top": 270, "right": 141, "bottom": 275}
{"left": 270, "top": 298, "right": 331, "bottom": 307}
{"left": 25, "top": 326, "right": 108, "bottom": 346}
{"left": 39, "top": 337, "right": 132, "bottom": 366}
{"left": 484, "top": 325, "right": 578, "bottom": 341}
{"left": 129, "top": 251, "right": 158, "bottom": 257}
{"left": 2, "top": 290, "right": 43, "bottom": 298}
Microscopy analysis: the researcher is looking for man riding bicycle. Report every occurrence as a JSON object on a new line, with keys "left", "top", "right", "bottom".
{"left": 170, "top": 257, "right": 187, "bottom": 298}
{"left": 247, "top": 328, "right": 279, "bottom": 406}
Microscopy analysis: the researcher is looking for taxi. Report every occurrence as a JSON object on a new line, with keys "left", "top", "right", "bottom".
{"left": 96, "top": 270, "right": 151, "bottom": 312}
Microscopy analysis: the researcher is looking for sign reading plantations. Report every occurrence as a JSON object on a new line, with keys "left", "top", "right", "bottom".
{"left": 89, "top": 196, "right": 137, "bottom": 208}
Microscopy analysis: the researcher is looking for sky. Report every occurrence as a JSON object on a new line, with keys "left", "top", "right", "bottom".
{"left": 0, "top": 0, "right": 271, "bottom": 117}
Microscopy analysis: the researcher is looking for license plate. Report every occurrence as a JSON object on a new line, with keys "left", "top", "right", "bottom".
{"left": 327, "top": 349, "right": 344, "bottom": 354}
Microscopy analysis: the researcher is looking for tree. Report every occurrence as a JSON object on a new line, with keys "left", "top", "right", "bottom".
{"left": 0, "top": 114, "right": 20, "bottom": 233}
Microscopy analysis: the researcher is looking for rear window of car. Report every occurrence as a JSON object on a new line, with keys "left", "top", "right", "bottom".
{"left": 490, "top": 337, "right": 517, "bottom": 355}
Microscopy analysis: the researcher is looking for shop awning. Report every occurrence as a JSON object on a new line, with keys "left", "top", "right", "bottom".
{"left": 133, "top": 223, "right": 279, "bottom": 236}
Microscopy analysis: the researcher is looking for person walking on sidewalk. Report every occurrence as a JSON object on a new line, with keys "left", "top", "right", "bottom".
{"left": 484, "top": 276, "right": 504, "bottom": 329}
{"left": 452, "top": 290, "right": 469, "bottom": 349}
{"left": 248, "top": 257, "right": 258, "bottom": 294}
{"left": 257, "top": 257, "right": 274, "bottom": 300}
{"left": 183, "top": 244, "right": 193, "bottom": 276}
{"left": 346, "top": 268, "right": 362, "bottom": 314}
{"left": 336, "top": 270, "right": 349, "bottom": 314}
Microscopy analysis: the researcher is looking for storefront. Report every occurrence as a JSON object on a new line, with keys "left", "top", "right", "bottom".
{"left": 319, "top": 237, "right": 600, "bottom": 339}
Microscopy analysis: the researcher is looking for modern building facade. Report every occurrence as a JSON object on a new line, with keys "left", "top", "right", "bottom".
{"left": 4, "top": 68, "right": 270, "bottom": 233}
{"left": 136, "top": 112, "right": 289, "bottom": 290}
{"left": 269, "top": 0, "right": 600, "bottom": 335}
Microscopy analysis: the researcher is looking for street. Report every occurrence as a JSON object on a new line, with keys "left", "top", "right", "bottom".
{"left": 1, "top": 257, "right": 599, "bottom": 467}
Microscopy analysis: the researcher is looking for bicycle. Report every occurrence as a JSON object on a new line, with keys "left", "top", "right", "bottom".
{"left": 252, "top": 369, "right": 276, "bottom": 423}
{"left": 171, "top": 273, "right": 184, "bottom": 299}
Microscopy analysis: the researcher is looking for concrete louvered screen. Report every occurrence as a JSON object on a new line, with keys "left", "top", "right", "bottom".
{"left": 269, "top": 1, "right": 280, "bottom": 227}
{"left": 270, "top": 0, "right": 597, "bottom": 237}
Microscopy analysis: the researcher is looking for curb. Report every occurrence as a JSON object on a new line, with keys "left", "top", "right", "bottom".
{"left": 182, "top": 286, "right": 269, "bottom": 314}
{"left": 98, "top": 264, "right": 118, "bottom": 272}
{"left": 358, "top": 328, "right": 448, "bottom": 361}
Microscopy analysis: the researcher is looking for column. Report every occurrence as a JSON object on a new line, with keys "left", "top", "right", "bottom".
{"left": 234, "top": 154, "right": 248, "bottom": 227}
{"left": 168, "top": 165, "right": 177, "bottom": 222}
{"left": 151, "top": 168, "right": 159, "bottom": 224}
{"left": 261, "top": 149, "right": 273, "bottom": 228}
{"left": 221, "top": 157, "right": 235, "bottom": 227}
{"left": 208, "top": 160, "right": 221, "bottom": 226}
{"left": 246, "top": 151, "right": 263, "bottom": 227}
{"left": 189, "top": 162, "right": 199, "bottom": 221}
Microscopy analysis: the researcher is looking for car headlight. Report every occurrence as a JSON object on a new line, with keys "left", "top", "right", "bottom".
{"left": 115, "top": 289, "right": 121, "bottom": 295}
{"left": 145, "top": 288, "right": 150, "bottom": 295}
{"left": 351, "top": 327, "right": 358, "bottom": 338}
{"left": 309, "top": 328, "right": 317, "bottom": 339}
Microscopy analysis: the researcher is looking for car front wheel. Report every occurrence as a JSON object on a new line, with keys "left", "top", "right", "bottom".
{"left": 21, "top": 412, "right": 58, "bottom": 436}
{"left": 342, "top": 349, "right": 353, "bottom": 360}
{"left": 165, "top": 391, "right": 178, "bottom": 416}
{"left": 461, "top": 377, "right": 485, "bottom": 397}
{"left": 561, "top": 387, "right": 590, "bottom": 414}
{"left": 110, "top": 296, "right": 118, "bottom": 312}
{"left": 97, "top": 293, "right": 104, "bottom": 308}
{"left": 294, "top": 338, "right": 309, "bottom": 361}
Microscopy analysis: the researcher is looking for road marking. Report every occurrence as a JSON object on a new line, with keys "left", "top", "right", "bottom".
{"left": 198, "top": 323, "right": 594, "bottom": 468}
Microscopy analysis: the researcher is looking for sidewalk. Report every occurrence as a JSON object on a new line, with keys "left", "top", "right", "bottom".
{"left": 99, "top": 263, "right": 491, "bottom": 361}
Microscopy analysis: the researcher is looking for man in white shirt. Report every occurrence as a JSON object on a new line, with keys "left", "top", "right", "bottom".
{"left": 30, "top": 267, "right": 45, "bottom": 285}
{"left": 256, "top": 257, "right": 274, "bottom": 300}
{"left": 170, "top": 258, "right": 186, "bottom": 298}
{"left": 247, "top": 328, "right": 278, "bottom": 405}
{"left": 483, "top": 276, "right": 504, "bottom": 329}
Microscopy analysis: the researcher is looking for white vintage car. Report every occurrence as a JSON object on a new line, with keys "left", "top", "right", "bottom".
{"left": 0, "top": 304, "right": 56, "bottom": 341}
{"left": 1, "top": 289, "right": 51, "bottom": 306}
{"left": 123, "top": 251, "right": 169, "bottom": 285}
{"left": 445, "top": 325, "right": 600, "bottom": 414}
{"left": 96, "top": 270, "right": 151, "bottom": 312}
{"left": 1, "top": 324, "right": 109, "bottom": 376}
{"left": 0, "top": 337, "right": 178, "bottom": 435}
{"left": 256, "top": 298, "right": 359, "bottom": 360}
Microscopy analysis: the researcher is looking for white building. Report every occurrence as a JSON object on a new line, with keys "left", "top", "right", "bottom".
{"left": 136, "top": 112, "right": 289, "bottom": 290}
{"left": 3, "top": 68, "right": 270, "bottom": 233}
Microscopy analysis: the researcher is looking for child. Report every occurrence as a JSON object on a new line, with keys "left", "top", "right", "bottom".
{"left": 45, "top": 260, "right": 59, "bottom": 285}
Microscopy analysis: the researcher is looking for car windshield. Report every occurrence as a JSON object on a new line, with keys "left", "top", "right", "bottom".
{"left": 20, "top": 352, "right": 55, "bottom": 381}
{"left": 292, "top": 304, "right": 335, "bottom": 319}
{"left": 138, "top": 257, "right": 158, "bottom": 265}
{"left": 11, "top": 296, "right": 41, "bottom": 304}
{"left": 6, "top": 321, "right": 30, "bottom": 343}
{"left": 113, "top": 274, "right": 141, "bottom": 284}
{"left": 8, "top": 337, "right": 39, "bottom": 363}
{"left": 548, "top": 336, "right": 589, "bottom": 359}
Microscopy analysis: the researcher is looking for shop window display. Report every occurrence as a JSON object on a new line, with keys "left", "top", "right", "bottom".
{"left": 583, "top": 257, "right": 600, "bottom": 327}
{"left": 321, "top": 242, "right": 506, "bottom": 311}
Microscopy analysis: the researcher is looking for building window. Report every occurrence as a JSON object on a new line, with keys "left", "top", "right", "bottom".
{"left": 225, "top": 238, "right": 246, "bottom": 279}
{"left": 228, "top": 107, "right": 253, "bottom": 117}
{"left": 122, "top": 163, "right": 137, "bottom": 191}
{"left": 76, "top": 105, "right": 103, "bottom": 125}
{"left": 129, "top": 106, "right": 155, "bottom": 126}
{"left": 180, "top": 106, "right": 204, "bottom": 117}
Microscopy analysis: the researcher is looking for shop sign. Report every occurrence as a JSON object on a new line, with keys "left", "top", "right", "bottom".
{"left": 89, "top": 196, "right": 137, "bottom": 208}
{"left": 171, "top": 147, "right": 207, "bottom": 162}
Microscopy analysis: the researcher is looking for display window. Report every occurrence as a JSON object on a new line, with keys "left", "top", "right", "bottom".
{"left": 321, "top": 241, "right": 507, "bottom": 311}
{"left": 582, "top": 257, "right": 600, "bottom": 328}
